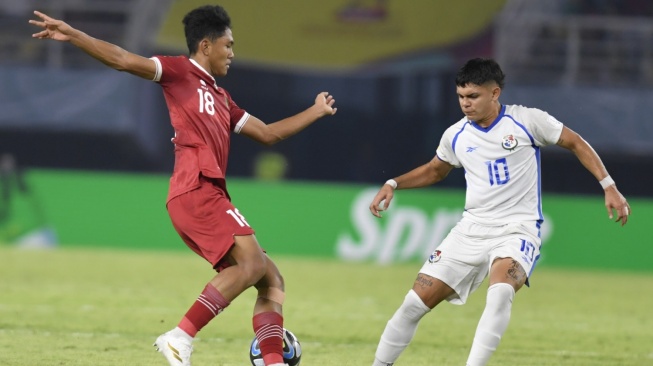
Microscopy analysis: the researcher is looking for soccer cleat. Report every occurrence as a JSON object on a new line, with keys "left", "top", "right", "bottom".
{"left": 153, "top": 332, "right": 193, "bottom": 366}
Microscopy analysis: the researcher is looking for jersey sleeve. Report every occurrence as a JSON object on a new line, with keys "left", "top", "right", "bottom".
{"left": 520, "top": 106, "right": 564, "bottom": 146}
{"left": 150, "top": 56, "right": 186, "bottom": 85}
{"left": 435, "top": 125, "right": 462, "bottom": 168}
{"left": 223, "top": 90, "right": 250, "bottom": 133}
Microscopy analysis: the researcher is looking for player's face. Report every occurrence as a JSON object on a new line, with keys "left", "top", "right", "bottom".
{"left": 456, "top": 82, "right": 500, "bottom": 127}
{"left": 208, "top": 28, "right": 234, "bottom": 77}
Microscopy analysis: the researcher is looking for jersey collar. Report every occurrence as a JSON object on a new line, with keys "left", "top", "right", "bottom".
{"left": 189, "top": 58, "right": 219, "bottom": 90}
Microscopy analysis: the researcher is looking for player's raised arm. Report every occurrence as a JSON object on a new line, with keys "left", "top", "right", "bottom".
{"left": 239, "top": 92, "right": 337, "bottom": 145}
{"left": 29, "top": 10, "right": 156, "bottom": 80}
{"left": 556, "top": 125, "right": 631, "bottom": 225}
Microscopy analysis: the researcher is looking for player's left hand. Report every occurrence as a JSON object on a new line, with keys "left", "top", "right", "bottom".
{"left": 315, "top": 92, "right": 337, "bottom": 116}
{"left": 29, "top": 11, "right": 74, "bottom": 42}
{"left": 604, "top": 186, "right": 630, "bottom": 226}
{"left": 369, "top": 185, "right": 394, "bottom": 218}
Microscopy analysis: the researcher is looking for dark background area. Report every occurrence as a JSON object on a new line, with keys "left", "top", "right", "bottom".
{"left": 1, "top": 0, "right": 651, "bottom": 199}
{"left": 2, "top": 64, "right": 650, "bottom": 199}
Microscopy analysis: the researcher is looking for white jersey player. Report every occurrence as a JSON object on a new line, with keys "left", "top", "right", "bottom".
{"left": 438, "top": 104, "right": 563, "bottom": 226}
{"left": 368, "top": 58, "right": 630, "bottom": 366}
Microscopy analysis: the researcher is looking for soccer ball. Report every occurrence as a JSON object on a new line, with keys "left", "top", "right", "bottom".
{"left": 249, "top": 328, "right": 302, "bottom": 366}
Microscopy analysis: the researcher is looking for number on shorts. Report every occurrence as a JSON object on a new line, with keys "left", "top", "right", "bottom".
{"left": 226, "top": 208, "right": 250, "bottom": 227}
{"left": 520, "top": 239, "right": 536, "bottom": 262}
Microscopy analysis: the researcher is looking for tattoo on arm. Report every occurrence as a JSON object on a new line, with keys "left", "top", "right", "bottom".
{"left": 414, "top": 274, "right": 433, "bottom": 289}
{"left": 507, "top": 260, "right": 527, "bottom": 283}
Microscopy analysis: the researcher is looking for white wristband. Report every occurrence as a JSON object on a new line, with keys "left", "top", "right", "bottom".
{"left": 599, "top": 175, "right": 615, "bottom": 189}
{"left": 385, "top": 179, "right": 397, "bottom": 189}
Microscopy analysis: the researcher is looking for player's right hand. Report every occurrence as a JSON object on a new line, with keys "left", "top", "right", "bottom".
{"left": 29, "top": 11, "right": 74, "bottom": 42}
{"left": 315, "top": 92, "right": 337, "bottom": 117}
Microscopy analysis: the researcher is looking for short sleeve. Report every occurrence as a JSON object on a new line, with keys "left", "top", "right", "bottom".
{"left": 520, "top": 107, "right": 564, "bottom": 146}
{"left": 223, "top": 90, "right": 249, "bottom": 133}
{"left": 150, "top": 56, "right": 187, "bottom": 85}
{"left": 436, "top": 125, "right": 462, "bottom": 167}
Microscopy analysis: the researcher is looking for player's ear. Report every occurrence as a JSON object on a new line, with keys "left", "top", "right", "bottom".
{"left": 492, "top": 86, "right": 501, "bottom": 101}
{"left": 199, "top": 39, "right": 210, "bottom": 56}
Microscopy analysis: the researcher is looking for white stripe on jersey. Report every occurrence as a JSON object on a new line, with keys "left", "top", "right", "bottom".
{"left": 234, "top": 113, "right": 251, "bottom": 134}
{"left": 150, "top": 57, "right": 162, "bottom": 82}
{"left": 436, "top": 105, "right": 563, "bottom": 225}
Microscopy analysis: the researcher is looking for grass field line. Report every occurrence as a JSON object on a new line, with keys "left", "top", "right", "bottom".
{"left": 501, "top": 347, "right": 653, "bottom": 360}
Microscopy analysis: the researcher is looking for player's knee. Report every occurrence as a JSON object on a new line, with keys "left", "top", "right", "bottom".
{"left": 254, "top": 264, "right": 284, "bottom": 290}
{"left": 238, "top": 256, "right": 268, "bottom": 285}
{"left": 248, "top": 264, "right": 268, "bottom": 285}
{"left": 400, "top": 290, "right": 431, "bottom": 320}
{"left": 486, "top": 283, "right": 515, "bottom": 311}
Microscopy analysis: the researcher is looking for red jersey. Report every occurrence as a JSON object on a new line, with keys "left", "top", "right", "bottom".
{"left": 151, "top": 56, "right": 250, "bottom": 202}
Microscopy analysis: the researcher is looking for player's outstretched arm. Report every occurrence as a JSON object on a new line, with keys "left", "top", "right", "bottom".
{"left": 369, "top": 157, "right": 453, "bottom": 218}
{"left": 239, "top": 92, "right": 337, "bottom": 145}
{"left": 556, "top": 126, "right": 630, "bottom": 226}
{"left": 29, "top": 10, "right": 156, "bottom": 80}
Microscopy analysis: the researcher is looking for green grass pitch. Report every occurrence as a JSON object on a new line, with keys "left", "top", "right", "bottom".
{"left": 0, "top": 246, "right": 652, "bottom": 365}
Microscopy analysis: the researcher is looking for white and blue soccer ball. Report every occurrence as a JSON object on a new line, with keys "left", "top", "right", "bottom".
{"left": 249, "top": 328, "right": 302, "bottom": 366}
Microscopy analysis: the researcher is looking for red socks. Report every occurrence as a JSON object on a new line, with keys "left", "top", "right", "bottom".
{"left": 253, "top": 312, "right": 284, "bottom": 365}
{"left": 178, "top": 284, "right": 230, "bottom": 337}
{"left": 176, "top": 285, "right": 284, "bottom": 366}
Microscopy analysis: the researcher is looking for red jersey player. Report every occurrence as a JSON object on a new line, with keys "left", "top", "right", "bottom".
{"left": 30, "top": 5, "right": 337, "bottom": 366}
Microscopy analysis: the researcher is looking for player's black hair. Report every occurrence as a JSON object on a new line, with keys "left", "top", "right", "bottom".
{"left": 182, "top": 5, "right": 232, "bottom": 55}
{"left": 455, "top": 58, "right": 505, "bottom": 89}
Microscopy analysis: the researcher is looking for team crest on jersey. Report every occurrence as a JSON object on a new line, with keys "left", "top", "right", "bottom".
{"left": 428, "top": 250, "right": 442, "bottom": 263}
{"left": 501, "top": 134, "right": 518, "bottom": 150}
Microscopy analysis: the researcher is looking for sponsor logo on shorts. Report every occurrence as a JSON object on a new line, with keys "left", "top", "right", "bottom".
{"left": 428, "top": 250, "right": 442, "bottom": 263}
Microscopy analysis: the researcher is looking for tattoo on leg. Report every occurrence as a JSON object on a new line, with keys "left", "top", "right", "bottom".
{"left": 507, "top": 260, "right": 527, "bottom": 283}
{"left": 415, "top": 274, "right": 433, "bottom": 289}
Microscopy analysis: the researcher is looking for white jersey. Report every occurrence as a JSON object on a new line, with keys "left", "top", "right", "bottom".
{"left": 436, "top": 104, "right": 563, "bottom": 226}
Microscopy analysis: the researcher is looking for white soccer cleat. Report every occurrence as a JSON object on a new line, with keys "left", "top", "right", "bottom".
{"left": 153, "top": 332, "right": 193, "bottom": 366}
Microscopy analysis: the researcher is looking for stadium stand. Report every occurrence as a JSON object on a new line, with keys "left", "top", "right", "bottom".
{"left": 0, "top": 0, "right": 172, "bottom": 68}
{"left": 495, "top": 0, "right": 653, "bottom": 86}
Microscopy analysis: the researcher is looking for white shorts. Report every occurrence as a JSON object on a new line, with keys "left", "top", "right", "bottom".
{"left": 419, "top": 218, "right": 541, "bottom": 305}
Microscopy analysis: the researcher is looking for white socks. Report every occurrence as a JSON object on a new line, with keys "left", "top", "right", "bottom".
{"left": 466, "top": 283, "right": 515, "bottom": 366}
{"left": 372, "top": 283, "right": 515, "bottom": 366}
{"left": 372, "top": 290, "right": 431, "bottom": 366}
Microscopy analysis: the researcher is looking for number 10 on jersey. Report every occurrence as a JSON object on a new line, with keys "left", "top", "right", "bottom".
{"left": 485, "top": 158, "right": 510, "bottom": 186}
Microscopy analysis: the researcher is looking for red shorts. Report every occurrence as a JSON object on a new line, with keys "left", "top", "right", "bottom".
{"left": 167, "top": 176, "right": 255, "bottom": 271}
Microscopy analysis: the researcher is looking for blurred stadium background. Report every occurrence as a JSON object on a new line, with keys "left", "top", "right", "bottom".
{"left": 0, "top": 0, "right": 651, "bottom": 271}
